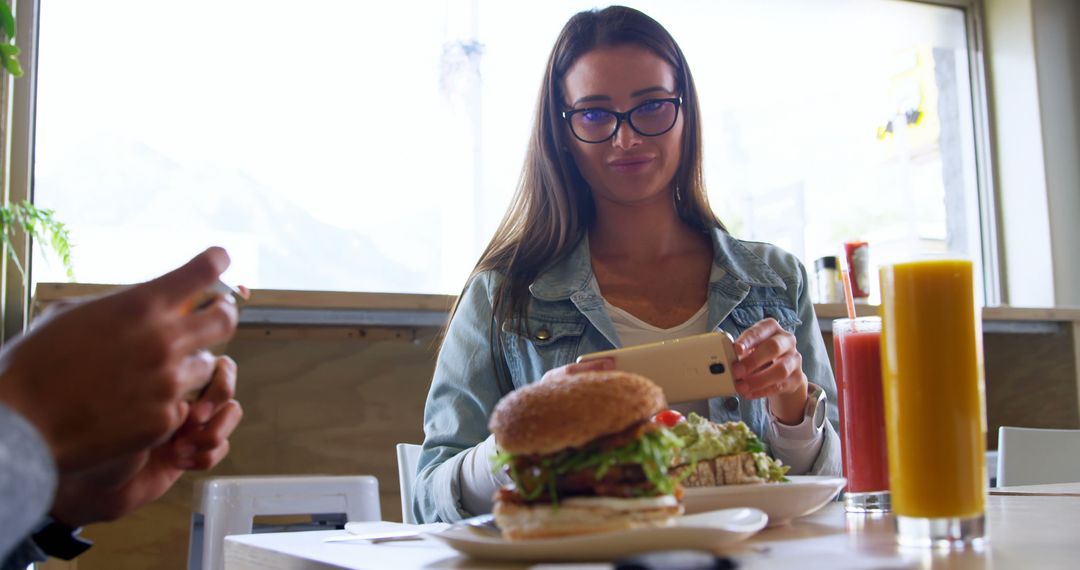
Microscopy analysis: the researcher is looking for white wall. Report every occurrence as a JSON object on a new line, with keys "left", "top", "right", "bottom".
{"left": 986, "top": 0, "right": 1080, "bottom": 308}
{"left": 1032, "top": 0, "right": 1080, "bottom": 307}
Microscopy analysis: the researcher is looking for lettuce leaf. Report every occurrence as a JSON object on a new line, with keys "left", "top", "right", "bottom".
{"left": 492, "top": 426, "right": 684, "bottom": 505}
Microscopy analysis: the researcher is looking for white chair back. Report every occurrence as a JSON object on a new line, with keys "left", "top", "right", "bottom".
{"left": 397, "top": 443, "right": 423, "bottom": 524}
{"left": 187, "top": 475, "right": 380, "bottom": 570}
{"left": 997, "top": 426, "right": 1080, "bottom": 487}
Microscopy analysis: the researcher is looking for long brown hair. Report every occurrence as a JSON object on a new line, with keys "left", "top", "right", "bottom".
{"left": 448, "top": 6, "right": 724, "bottom": 358}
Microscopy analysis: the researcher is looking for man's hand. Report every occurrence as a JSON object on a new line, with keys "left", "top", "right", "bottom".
{"left": 0, "top": 247, "right": 239, "bottom": 472}
{"left": 49, "top": 356, "right": 243, "bottom": 527}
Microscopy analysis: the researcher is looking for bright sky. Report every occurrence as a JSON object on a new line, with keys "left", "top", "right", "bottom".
{"left": 31, "top": 0, "right": 977, "bottom": 297}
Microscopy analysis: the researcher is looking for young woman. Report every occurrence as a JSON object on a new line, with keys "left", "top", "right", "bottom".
{"left": 414, "top": 5, "right": 840, "bottom": 523}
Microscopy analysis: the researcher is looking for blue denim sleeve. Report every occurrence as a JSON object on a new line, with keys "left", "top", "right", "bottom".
{"left": 791, "top": 260, "right": 843, "bottom": 477}
{"left": 413, "top": 272, "right": 508, "bottom": 523}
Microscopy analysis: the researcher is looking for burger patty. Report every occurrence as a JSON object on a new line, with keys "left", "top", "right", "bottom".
{"left": 499, "top": 421, "right": 666, "bottom": 504}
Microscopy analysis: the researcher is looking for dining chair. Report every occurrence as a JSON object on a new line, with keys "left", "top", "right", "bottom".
{"left": 187, "top": 475, "right": 381, "bottom": 570}
{"left": 996, "top": 426, "right": 1080, "bottom": 487}
{"left": 397, "top": 443, "right": 423, "bottom": 524}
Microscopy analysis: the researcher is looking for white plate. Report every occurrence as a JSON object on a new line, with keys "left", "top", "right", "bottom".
{"left": 428, "top": 507, "right": 768, "bottom": 562}
{"left": 681, "top": 475, "right": 846, "bottom": 525}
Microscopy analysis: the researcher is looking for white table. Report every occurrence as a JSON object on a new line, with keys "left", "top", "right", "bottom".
{"left": 226, "top": 491, "right": 1080, "bottom": 569}
{"left": 989, "top": 481, "right": 1080, "bottom": 496}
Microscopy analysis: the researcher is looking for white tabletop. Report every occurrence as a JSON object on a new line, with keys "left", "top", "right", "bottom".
{"left": 226, "top": 493, "right": 1080, "bottom": 570}
{"left": 989, "top": 481, "right": 1080, "bottom": 496}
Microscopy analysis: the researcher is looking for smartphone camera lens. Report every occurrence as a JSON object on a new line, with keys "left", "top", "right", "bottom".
{"left": 709, "top": 363, "right": 726, "bottom": 375}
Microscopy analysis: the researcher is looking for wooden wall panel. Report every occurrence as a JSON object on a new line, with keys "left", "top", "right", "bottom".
{"left": 76, "top": 327, "right": 438, "bottom": 569}
{"left": 983, "top": 329, "right": 1080, "bottom": 448}
{"left": 69, "top": 324, "right": 1079, "bottom": 568}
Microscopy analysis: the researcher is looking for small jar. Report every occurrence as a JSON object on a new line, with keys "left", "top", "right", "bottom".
{"left": 814, "top": 256, "right": 842, "bottom": 303}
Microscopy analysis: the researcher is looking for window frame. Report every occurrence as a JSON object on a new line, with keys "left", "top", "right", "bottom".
{"left": 0, "top": 0, "right": 1002, "bottom": 338}
{"left": 2, "top": 0, "right": 40, "bottom": 343}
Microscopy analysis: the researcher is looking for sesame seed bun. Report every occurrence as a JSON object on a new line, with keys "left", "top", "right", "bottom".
{"left": 489, "top": 370, "right": 666, "bottom": 456}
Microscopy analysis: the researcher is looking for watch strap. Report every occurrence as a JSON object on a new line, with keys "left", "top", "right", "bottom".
{"left": 31, "top": 518, "right": 92, "bottom": 560}
{"left": 805, "top": 382, "right": 827, "bottom": 429}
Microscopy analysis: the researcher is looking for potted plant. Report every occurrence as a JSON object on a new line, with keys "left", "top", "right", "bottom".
{"left": 0, "top": 1, "right": 74, "bottom": 281}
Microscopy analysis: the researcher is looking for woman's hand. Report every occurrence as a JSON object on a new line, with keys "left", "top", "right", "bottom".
{"left": 539, "top": 358, "right": 615, "bottom": 383}
{"left": 49, "top": 356, "right": 243, "bottom": 527}
{"left": 730, "top": 318, "right": 808, "bottom": 425}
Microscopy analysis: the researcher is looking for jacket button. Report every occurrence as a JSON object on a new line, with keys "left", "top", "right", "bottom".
{"left": 534, "top": 328, "right": 551, "bottom": 341}
{"left": 723, "top": 397, "right": 739, "bottom": 412}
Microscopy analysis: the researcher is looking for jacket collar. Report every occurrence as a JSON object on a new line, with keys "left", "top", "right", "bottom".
{"left": 709, "top": 228, "right": 787, "bottom": 290}
{"left": 528, "top": 227, "right": 786, "bottom": 302}
{"left": 528, "top": 237, "right": 595, "bottom": 302}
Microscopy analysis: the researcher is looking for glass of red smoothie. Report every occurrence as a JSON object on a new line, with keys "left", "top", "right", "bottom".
{"left": 833, "top": 316, "right": 890, "bottom": 512}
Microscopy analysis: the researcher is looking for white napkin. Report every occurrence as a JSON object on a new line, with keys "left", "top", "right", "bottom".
{"left": 343, "top": 521, "right": 450, "bottom": 535}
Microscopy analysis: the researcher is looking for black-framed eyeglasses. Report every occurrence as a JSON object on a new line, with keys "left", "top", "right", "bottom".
{"left": 561, "top": 97, "right": 682, "bottom": 144}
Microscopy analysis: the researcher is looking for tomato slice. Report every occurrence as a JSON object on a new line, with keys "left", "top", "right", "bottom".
{"left": 652, "top": 409, "right": 685, "bottom": 428}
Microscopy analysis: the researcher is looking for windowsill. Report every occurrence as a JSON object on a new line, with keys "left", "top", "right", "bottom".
{"left": 814, "top": 303, "right": 1080, "bottom": 334}
{"left": 31, "top": 283, "right": 455, "bottom": 328}
{"left": 32, "top": 283, "right": 1080, "bottom": 331}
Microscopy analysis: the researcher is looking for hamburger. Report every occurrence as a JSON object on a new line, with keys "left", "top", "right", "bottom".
{"left": 665, "top": 412, "right": 789, "bottom": 486}
{"left": 488, "top": 371, "right": 685, "bottom": 540}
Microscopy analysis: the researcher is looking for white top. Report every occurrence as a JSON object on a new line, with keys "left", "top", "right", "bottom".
{"left": 605, "top": 298, "right": 711, "bottom": 347}
{"left": 605, "top": 299, "right": 712, "bottom": 418}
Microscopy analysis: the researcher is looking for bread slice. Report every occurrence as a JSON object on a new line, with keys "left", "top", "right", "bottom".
{"left": 674, "top": 453, "right": 768, "bottom": 487}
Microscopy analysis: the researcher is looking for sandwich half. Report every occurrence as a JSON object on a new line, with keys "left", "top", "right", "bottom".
{"left": 668, "top": 412, "right": 789, "bottom": 487}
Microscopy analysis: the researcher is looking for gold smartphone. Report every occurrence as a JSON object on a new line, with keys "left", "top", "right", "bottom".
{"left": 576, "top": 331, "right": 737, "bottom": 404}
{"left": 188, "top": 279, "right": 246, "bottom": 312}
{"left": 184, "top": 279, "right": 246, "bottom": 401}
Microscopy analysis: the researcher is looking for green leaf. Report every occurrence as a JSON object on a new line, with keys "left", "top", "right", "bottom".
{"left": 0, "top": 222, "right": 26, "bottom": 278}
{"left": 491, "top": 450, "right": 514, "bottom": 473}
{"left": 0, "top": 42, "right": 21, "bottom": 77}
{"left": 1, "top": 200, "right": 76, "bottom": 282}
{"left": 0, "top": 3, "right": 15, "bottom": 40}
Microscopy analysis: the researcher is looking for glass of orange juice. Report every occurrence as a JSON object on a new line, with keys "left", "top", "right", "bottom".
{"left": 879, "top": 260, "right": 986, "bottom": 548}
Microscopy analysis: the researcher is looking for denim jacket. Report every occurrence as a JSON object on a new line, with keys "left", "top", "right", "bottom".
{"left": 414, "top": 228, "right": 841, "bottom": 523}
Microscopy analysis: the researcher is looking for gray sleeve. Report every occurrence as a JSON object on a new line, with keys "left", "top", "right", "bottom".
{"left": 459, "top": 434, "right": 512, "bottom": 516}
{"left": 2, "top": 539, "right": 47, "bottom": 570}
{"left": 0, "top": 402, "right": 57, "bottom": 561}
{"left": 764, "top": 405, "right": 825, "bottom": 475}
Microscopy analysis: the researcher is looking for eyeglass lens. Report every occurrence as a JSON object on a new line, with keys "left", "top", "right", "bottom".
{"left": 570, "top": 100, "right": 678, "bottom": 143}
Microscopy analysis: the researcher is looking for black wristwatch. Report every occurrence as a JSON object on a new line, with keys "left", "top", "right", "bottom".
{"left": 31, "top": 518, "right": 93, "bottom": 560}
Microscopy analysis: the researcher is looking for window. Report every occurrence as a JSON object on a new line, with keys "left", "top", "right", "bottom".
{"left": 30, "top": 0, "right": 986, "bottom": 303}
